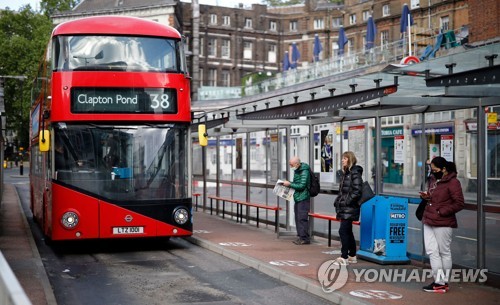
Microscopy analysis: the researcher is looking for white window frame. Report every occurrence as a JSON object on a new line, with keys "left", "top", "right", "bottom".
{"left": 349, "top": 14, "right": 356, "bottom": 25}
{"left": 208, "top": 68, "right": 217, "bottom": 86}
{"left": 362, "top": 11, "right": 370, "bottom": 21}
{"left": 331, "top": 17, "right": 342, "bottom": 28}
{"left": 440, "top": 16, "right": 450, "bottom": 31}
{"left": 381, "top": 30, "right": 389, "bottom": 48}
{"left": 221, "top": 70, "right": 230, "bottom": 87}
{"left": 199, "top": 68, "right": 204, "bottom": 86}
{"left": 210, "top": 14, "right": 217, "bottom": 25}
{"left": 270, "top": 20, "right": 277, "bottom": 31}
{"left": 268, "top": 44, "right": 277, "bottom": 63}
{"left": 222, "top": 15, "right": 230, "bottom": 26}
{"left": 314, "top": 18, "right": 324, "bottom": 30}
{"left": 221, "top": 39, "right": 230, "bottom": 58}
{"left": 243, "top": 41, "right": 253, "bottom": 59}
{"left": 290, "top": 20, "right": 298, "bottom": 32}
{"left": 208, "top": 38, "right": 217, "bottom": 57}
{"left": 200, "top": 37, "right": 204, "bottom": 57}
{"left": 245, "top": 18, "right": 253, "bottom": 29}
{"left": 382, "top": 5, "right": 390, "bottom": 17}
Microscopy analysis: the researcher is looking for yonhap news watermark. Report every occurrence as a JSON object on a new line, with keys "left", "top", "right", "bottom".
{"left": 317, "top": 260, "right": 488, "bottom": 293}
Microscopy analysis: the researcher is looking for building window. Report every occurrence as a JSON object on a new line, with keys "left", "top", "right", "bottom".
{"left": 268, "top": 44, "right": 277, "bottom": 63}
{"left": 200, "top": 37, "right": 204, "bottom": 56}
{"left": 349, "top": 14, "right": 356, "bottom": 25}
{"left": 199, "top": 68, "right": 204, "bottom": 86}
{"left": 331, "top": 17, "right": 342, "bottom": 28}
{"left": 382, "top": 4, "right": 390, "bottom": 17}
{"left": 221, "top": 39, "right": 230, "bottom": 58}
{"left": 221, "top": 70, "right": 230, "bottom": 87}
{"left": 222, "top": 15, "right": 230, "bottom": 26}
{"left": 314, "top": 18, "right": 324, "bottom": 29}
{"left": 243, "top": 41, "right": 253, "bottom": 59}
{"left": 381, "top": 30, "right": 389, "bottom": 48}
{"left": 270, "top": 20, "right": 277, "bottom": 31}
{"left": 208, "top": 38, "right": 217, "bottom": 57}
{"left": 245, "top": 18, "right": 252, "bottom": 29}
{"left": 210, "top": 14, "right": 217, "bottom": 25}
{"left": 362, "top": 11, "right": 370, "bottom": 21}
{"left": 208, "top": 68, "right": 217, "bottom": 86}
{"left": 331, "top": 42, "right": 339, "bottom": 58}
{"left": 347, "top": 38, "right": 353, "bottom": 55}
{"left": 440, "top": 16, "right": 450, "bottom": 31}
{"left": 290, "top": 20, "right": 298, "bottom": 32}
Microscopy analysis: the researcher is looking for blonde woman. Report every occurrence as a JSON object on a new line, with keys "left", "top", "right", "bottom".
{"left": 333, "top": 151, "right": 363, "bottom": 265}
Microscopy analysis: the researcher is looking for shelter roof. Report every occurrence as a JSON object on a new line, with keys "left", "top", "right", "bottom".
{"left": 193, "top": 42, "right": 500, "bottom": 133}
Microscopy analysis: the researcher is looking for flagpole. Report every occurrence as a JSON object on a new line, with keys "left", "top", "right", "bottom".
{"left": 407, "top": 14, "right": 412, "bottom": 56}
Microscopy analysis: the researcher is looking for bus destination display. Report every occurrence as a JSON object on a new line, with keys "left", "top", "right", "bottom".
{"left": 71, "top": 88, "right": 177, "bottom": 114}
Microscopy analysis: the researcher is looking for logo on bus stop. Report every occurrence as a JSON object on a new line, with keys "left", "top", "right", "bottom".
{"left": 317, "top": 260, "right": 348, "bottom": 293}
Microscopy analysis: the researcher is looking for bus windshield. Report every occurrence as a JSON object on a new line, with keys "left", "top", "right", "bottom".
{"left": 53, "top": 123, "right": 188, "bottom": 202}
{"left": 53, "top": 35, "right": 180, "bottom": 72}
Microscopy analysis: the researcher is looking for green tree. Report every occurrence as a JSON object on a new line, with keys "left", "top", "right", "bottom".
{"left": 41, "top": 0, "right": 80, "bottom": 16}
{"left": 0, "top": 6, "right": 52, "bottom": 152}
{"left": 262, "top": 0, "right": 303, "bottom": 6}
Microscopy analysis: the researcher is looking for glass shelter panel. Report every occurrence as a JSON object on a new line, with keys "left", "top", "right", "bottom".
{"left": 218, "top": 135, "right": 234, "bottom": 181}
{"left": 250, "top": 131, "right": 268, "bottom": 184}
{"left": 485, "top": 104, "right": 500, "bottom": 273}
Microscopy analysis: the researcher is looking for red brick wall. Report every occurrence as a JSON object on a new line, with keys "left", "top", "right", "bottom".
{"left": 468, "top": 0, "right": 500, "bottom": 43}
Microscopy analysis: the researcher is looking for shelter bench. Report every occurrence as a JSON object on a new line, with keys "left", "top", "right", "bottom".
{"left": 207, "top": 195, "right": 281, "bottom": 232}
{"left": 308, "top": 213, "right": 360, "bottom": 247}
{"left": 236, "top": 201, "right": 282, "bottom": 232}
{"left": 192, "top": 193, "right": 201, "bottom": 211}
{"left": 207, "top": 195, "right": 240, "bottom": 217}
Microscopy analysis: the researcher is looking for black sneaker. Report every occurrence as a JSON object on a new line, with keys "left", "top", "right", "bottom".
{"left": 292, "top": 238, "right": 301, "bottom": 245}
{"left": 293, "top": 239, "right": 310, "bottom": 245}
{"left": 422, "top": 282, "right": 448, "bottom": 293}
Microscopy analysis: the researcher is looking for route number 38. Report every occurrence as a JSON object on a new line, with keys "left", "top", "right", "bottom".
{"left": 150, "top": 94, "right": 170, "bottom": 109}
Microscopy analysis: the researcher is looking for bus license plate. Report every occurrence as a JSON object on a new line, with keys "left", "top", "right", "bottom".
{"left": 113, "top": 226, "right": 144, "bottom": 234}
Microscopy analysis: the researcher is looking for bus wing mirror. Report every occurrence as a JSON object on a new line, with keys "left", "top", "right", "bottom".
{"left": 198, "top": 124, "right": 208, "bottom": 147}
{"left": 39, "top": 130, "right": 50, "bottom": 152}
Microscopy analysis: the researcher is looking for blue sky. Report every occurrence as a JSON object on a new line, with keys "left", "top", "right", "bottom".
{"left": 0, "top": 0, "right": 40, "bottom": 11}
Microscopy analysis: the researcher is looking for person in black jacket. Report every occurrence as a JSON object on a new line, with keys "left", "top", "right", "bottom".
{"left": 333, "top": 151, "right": 363, "bottom": 265}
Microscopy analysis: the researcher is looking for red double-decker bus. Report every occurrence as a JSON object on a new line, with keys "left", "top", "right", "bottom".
{"left": 29, "top": 16, "right": 193, "bottom": 241}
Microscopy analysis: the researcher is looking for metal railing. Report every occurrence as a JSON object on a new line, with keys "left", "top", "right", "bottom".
{"left": 241, "top": 27, "right": 466, "bottom": 96}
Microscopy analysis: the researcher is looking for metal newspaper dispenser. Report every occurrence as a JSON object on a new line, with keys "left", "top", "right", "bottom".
{"left": 357, "top": 196, "right": 411, "bottom": 264}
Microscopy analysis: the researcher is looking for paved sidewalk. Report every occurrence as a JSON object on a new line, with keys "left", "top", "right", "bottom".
{"left": 1, "top": 181, "right": 499, "bottom": 305}
{"left": 0, "top": 184, "right": 56, "bottom": 305}
{"left": 189, "top": 210, "right": 500, "bottom": 305}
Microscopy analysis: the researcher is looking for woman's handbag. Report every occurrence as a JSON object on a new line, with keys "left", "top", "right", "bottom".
{"left": 416, "top": 199, "right": 427, "bottom": 221}
{"left": 358, "top": 181, "right": 375, "bottom": 205}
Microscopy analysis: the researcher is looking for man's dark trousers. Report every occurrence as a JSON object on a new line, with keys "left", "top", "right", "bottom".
{"left": 294, "top": 199, "right": 310, "bottom": 242}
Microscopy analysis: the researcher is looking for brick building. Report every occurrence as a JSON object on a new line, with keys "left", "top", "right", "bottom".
{"left": 51, "top": 0, "right": 496, "bottom": 99}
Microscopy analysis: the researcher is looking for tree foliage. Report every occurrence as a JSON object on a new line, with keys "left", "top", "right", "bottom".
{"left": 262, "top": 0, "right": 303, "bottom": 7}
{"left": 41, "top": 0, "right": 80, "bottom": 17}
{"left": 0, "top": 1, "right": 79, "bottom": 153}
{"left": 0, "top": 7, "right": 52, "bottom": 151}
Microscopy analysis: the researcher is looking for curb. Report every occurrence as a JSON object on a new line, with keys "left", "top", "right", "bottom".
{"left": 13, "top": 186, "right": 58, "bottom": 305}
{"left": 186, "top": 236, "right": 371, "bottom": 305}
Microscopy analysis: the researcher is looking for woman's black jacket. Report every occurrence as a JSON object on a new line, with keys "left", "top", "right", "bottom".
{"left": 334, "top": 165, "right": 363, "bottom": 221}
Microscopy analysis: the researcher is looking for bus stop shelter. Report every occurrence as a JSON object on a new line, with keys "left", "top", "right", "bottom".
{"left": 191, "top": 42, "right": 500, "bottom": 277}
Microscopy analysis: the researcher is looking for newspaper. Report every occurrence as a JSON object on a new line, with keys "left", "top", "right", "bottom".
{"left": 273, "top": 179, "right": 295, "bottom": 201}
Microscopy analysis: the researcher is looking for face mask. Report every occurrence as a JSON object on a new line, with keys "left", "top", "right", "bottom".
{"left": 432, "top": 171, "right": 443, "bottom": 179}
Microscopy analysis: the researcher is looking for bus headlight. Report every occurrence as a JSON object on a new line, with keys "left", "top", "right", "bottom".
{"left": 173, "top": 207, "right": 189, "bottom": 225}
{"left": 61, "top": 211, "right": 79, "bottom": 229}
